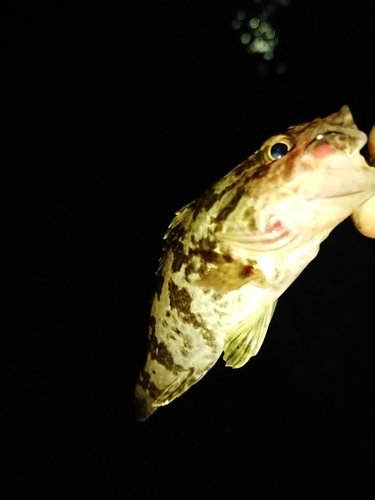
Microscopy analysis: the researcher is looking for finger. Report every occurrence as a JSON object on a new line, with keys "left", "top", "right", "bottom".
{"left": 351, "top": 125, "right": 375, "bottom": 238}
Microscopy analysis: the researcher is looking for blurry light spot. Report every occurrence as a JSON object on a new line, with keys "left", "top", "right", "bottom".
{"left": 254, "top": 37, "right": 270, "bottom": 54}
{"left": 268, "top": 39, "right": 276, "bottom": 49}
{"left": 251, "top": 38, "right": 260, "bottom": 52}
{"left": 265, "top": 28, "right": 275, "bottom": 39}
{"left": 232, "top": 19, "right": 242, "bottom": 30}
{"left": 236, "top": 10, "right": 246, "bottom": 21}
{"left": 249, "top": 17, "right": 260, "bottom": 29}
{"left": 276, "top": 62, "right": 287, "bottom": 73}
{"left": 233, "top": 1, "right": 290, "bottom": 68}
{"left": 240, "top": 33, "right": 251, "bottom": 45}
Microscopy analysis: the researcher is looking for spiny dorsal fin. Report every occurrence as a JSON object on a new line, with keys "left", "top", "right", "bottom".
{"left": 156, "top": 202, "right": 195, "bottom": 275}
{"left": 163, "top": 201, "right": 195, "bottom": 240}
{"left": 223, "top": 301, "right": 277, "bottom": 368}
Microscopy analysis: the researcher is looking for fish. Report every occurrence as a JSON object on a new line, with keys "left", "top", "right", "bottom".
{"left": 135, "top": 105, "right": 375, "bottom": 421}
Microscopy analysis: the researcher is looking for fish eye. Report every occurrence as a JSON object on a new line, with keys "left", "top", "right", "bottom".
{"left": 262, "top": 135, "right": 295, "bottom": 163}
{"left": 270, "top": 142, "right": 289, "bottom": 159}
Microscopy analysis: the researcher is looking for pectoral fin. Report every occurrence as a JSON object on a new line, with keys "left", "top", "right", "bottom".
{"left": 223, "top": 301, "right": 277, "bottom": 368}
{"left": 195, "top": 260, "right": 269, "bottom": 292}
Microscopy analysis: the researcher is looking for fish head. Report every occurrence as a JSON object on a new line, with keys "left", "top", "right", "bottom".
{"left": 218, "top": 106, "right": 375, "bottom": 253}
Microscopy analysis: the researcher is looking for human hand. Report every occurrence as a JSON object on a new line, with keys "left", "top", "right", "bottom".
{"left": 351, "top": 125, "right": 375, "bottom": 238}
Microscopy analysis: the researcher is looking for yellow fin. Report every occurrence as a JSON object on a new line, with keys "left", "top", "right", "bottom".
{"left": 156, "top": 202, "right": 195, "bottom": 275}
{"left": 223, "top": 301, "right": 277, "bottom": 368}
{"left": 163, "top": 201, "right": 194, "bottom": 240}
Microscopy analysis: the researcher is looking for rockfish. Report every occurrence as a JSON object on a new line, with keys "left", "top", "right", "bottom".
{"left": 135, "top": 106, "right": 375, "bottom": 421}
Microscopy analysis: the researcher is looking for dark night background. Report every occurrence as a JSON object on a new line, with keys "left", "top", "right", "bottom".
{"left": 4, "top": 1, "right": 375, "bottom": 498}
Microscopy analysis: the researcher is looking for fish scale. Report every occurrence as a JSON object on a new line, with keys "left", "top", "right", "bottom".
{"left": 135, "top": 106, "right": 375, "bottom": 421}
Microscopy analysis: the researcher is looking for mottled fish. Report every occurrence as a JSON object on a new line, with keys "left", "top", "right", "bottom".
{"left": 135, "top": 106, "right": 375, "bottom": 421}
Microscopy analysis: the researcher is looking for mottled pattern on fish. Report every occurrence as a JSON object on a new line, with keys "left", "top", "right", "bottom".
{"left": 135, "top": 106, "right": 375, "bottom": 421}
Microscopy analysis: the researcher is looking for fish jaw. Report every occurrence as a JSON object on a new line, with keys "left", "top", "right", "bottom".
{"left": 270, "top": 105, "right": 374, "bottom": 207}
{"left": 218, "top": 107, "right": 375, "bottom": 254}
{"left": 217, "top": 157, "right": 375, "bottom": 256}
{"left": 282, "top": 143, "right": 375, "bottom": 246}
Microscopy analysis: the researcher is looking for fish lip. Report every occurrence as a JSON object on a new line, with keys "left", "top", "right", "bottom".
{"left": 306, "top": 190, "right": 365, "bottom": 202}
{"left": 217, "top": 228, "right": 299, "bottom": 253}
{"left": 305, "top": 130, "right": 368, "bottom": 156}
{"left": 326, "top": 105, "right": 361, "bottom": 133}
{"left": 323, "top": 190, "right": 365, "bottom": 199}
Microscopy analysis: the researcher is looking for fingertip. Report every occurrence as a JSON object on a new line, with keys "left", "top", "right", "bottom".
{"left": 351, "top": 196, "right": 375, "bottom": 239}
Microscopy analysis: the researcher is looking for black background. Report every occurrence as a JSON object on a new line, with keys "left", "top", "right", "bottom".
{"left": 5, "top": 1, "right": 375, "bottom": 498}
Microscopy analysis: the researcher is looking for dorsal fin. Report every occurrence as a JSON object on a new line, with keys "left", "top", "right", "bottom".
{"left": 163, "top": 202, "right": 195, "bottom": 240}
{"left": 156, "top": 202, "right": 195, "bottom": 274}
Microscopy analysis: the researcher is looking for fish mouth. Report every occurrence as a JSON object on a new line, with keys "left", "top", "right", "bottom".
{"left": 323, "top": 106, "right": 367, "bottom": 146}
{"left": 305, "top": 130, "right": 368, "bottom": 159}
{"left": 217, "top": 227, "right": 299, "bottom": 253}
{"left": 323, "top": 190, "right": 365, "bottom": 199}
{"left": 300, "top": 106, "right": 368, "bottom": 156}
{"left": 307, "top": 190, "right": 366, "bottom": 202}
{"left": 332, "top": 105, "right": 356, "bottom": 128}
